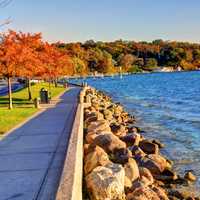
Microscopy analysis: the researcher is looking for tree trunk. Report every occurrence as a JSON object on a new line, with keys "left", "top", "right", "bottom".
{"left": 49, "top": 79, "right": 51, "bottom": 90}
{"left": 8, "top": 77, "right": 13, "bottom": 109}
{"left": 54, "top": 78, "right": 58, "bottom": 87}
{"left": 27, "top": 78, "right": 32, "bottom": 100}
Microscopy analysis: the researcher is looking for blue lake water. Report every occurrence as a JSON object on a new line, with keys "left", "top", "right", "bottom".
{"left": 73, "top": 71, "right": 200, "bottom": 191}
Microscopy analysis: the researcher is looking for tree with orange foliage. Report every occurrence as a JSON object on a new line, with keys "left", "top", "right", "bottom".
{"left": 16, "top": 32, "right": 43, "bottom": 100}
{"left": 0, "top": 30, "right": 44, "bottom": 108}
{"left": 0, "top": 30, "right": 21, "bottom": 109}
{"left": 40, "top": 43, "right": 73, "bottom": 88}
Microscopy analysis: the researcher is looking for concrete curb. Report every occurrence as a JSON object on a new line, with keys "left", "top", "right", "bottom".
{"left": 56, "top": 104, "right": 84, "bottom": 200}
{"left": 56, "top": 87, "right": 88, "bottom": 200}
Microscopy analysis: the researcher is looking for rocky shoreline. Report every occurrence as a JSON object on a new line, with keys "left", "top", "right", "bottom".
{"left": 83, "top": 86, "right": 198, "bottom": 200}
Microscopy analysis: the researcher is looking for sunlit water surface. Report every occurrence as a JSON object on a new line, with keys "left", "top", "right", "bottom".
{"left": 73, "top": 71, "right": 200, "bottom": 192}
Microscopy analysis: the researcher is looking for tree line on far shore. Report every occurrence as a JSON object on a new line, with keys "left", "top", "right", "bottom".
{"left": 56, "top": 39, "right": 200, "bottom": 75}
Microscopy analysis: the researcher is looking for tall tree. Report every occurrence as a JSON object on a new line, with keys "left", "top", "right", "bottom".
{"left": 40, "top": 43, "right": 73, "bottom": 87}
{"left": 119, "top": 54, "right": 136, "bottom": 71}
{"left": 17, "top": 32, "right": 43, "bottom": 100}
{"left": 0, "top": 30, "right": 20, "bottom": 109}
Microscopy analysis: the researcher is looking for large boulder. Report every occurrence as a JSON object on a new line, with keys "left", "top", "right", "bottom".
{"left": 139, "top": 154, "right": 169, "bottom": 176}
{"left": 115, "top": 116, "right": 123, "bottom": 124}
{"left": 110, "top": 123, "right": 127, "bottom": 138}
{"left": 86, "top": 130, "right": 113, "bottom": 144}
{"left": 154, "top": 168, "right": 178, "bottom": 182}
{"left": 86, "top": 163, "right": 125, "bottom": 200}
{"left": 152, "top": 186, "right": 169, "bottom": 200}
{"left": 129, "top": 145, "right": 146, "bottom": 158}
{"left": 121, "top": 133, "right": 141, "bottom": 146}
{"left": 96, "top": 111, "right": 105, "bottom": 120}
{"left": 112, "top": 148, "right": 132, "bottom": 164}
{"left": 85, "top": 115, "right": 98, "bottom": 127}
{"left": 139, "top": 140, "right": 159, "bottom": 154}
{"left": 92, "top": 133, "right": 126, "bottom": 153}
{"left": 124, "top": 158, "right": 140, "bottom": 188}
{"left": 127, "top": 126, "right": 141, "bottom": 134}
{"left": 130, "top": 168, "right": 154, "bottom": 192}
{"left": 131, "top": 176, "right": 152, "bottom": 192}
{"left": 92, "top": 102, "right": 100, "bottom": 111}
{"left": 84, "top": 146, "right": 111, "bottom": 175}
{"left": 139, "top": 167, "right": 154, "bottom": 185}
{"left": 125, "top": 116, "right": 135, "bottom": 124}
{"left": 103, "top": 109, "right": 113, "bottom": 121}
{"left": 84, "top": 110, "right": 96, "bottom": 119}
{"left": 120, "top": 112, "right": 130, "bottom": 123}
{"left": 184, "top": 171, "right": 197, "bottom": 182}
{"left": 85, "top": 132, "right": 98, "bottom": 144}
{"left": 84, "top": 143, "right": 92, "bottom": 156}
{"left": 113, "top": 105, "right": 123, "bottom": 117}
{"left": 148, "top": 154, "right": 171, "bottom": 169}
{"left": 152, "top": 139, "right": 165, "bottom": 148}
{"left": 126, "top": 186, "right": 160, "bottom": 200}
{"left": 87, "top": 120, "right": 111, "bottom": 133}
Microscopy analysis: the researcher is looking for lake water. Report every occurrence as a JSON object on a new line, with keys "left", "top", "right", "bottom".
{"left": 73, "top": 71, "right": 200, "bottom": 191}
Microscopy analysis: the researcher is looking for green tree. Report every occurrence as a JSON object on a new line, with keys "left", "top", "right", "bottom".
{"left": 144, "top": 58, "right": 158, "bottom": 69}
{"left": 73, "top": 57, "right": 87, "bottom": 75}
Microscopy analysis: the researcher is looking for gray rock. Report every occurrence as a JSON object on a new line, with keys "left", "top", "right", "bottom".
{"left": 112, "top": 148, "right": 132, "bottom": 164}
{"left": 154, "top": 168, "right": 178, "bottom": 182}
{"left": 92, "top": 133, "right": 126, "bottom": 153}
{"left": 152, "top": 139, "right": 165, "bottom": 148}
{"left": 86, "top": 163, "right": 125, "bottom": 200}
{"left": 151, "top": 186, "right": 169, "bottom": 200}
{"left": 87, "top": 120, "right": 111, "bottom": 133}
{"left": 121, "top": 133, "right": 141, "bottom": 146}
{"left": 184, "top": 171, "right": 197, "bottom": 182}
{"left": 139, "top": 140, "right": 159, "bottom": 154}
{"left": 124, "top": 158, "right": 140, "bottom": 188}
{"left": 139, "top": 167, "right": 154, "bottom": 184}
{"left": 84, "top": 146, "right": 111, "bottom": 175}
{"left": 126, "top": 186, "right": 160, "bottom": 200}
{"left": 110, "top": 123, "right": 127, "bottom": 138}
{"left": 129, "top": 145, "right": 146, "bottom": 158}
{"left": 139, "top": 154, "right": 168, "bottom": 176}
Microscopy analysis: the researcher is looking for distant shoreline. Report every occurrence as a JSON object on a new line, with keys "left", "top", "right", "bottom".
{"left": 66, "top": 69, "right": 200, "bottom": 80}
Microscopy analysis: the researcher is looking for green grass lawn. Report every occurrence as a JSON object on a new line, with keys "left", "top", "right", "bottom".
{"left": 0, "top": 82, "right": 66, "bottom": 134}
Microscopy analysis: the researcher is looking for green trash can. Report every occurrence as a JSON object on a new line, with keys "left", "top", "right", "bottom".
{"left": 40, "top": 88, "right": 49, "bottom": 103}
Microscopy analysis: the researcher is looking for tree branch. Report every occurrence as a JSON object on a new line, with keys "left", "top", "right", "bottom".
{"left": 0, "top": 0, "right": 12, "bottom": 27}
{"left": 0, "top": 0, "right": 12, "bottom": 8}
{"left": 0, "top": 17, "right": 11, "bottom": 27}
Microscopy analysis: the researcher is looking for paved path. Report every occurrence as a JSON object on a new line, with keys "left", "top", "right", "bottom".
{"left": 0, "top": 83, "right": 24, "bottom": 96}
{"left": 0, "top": 87, "right": 81, "bottom": 200}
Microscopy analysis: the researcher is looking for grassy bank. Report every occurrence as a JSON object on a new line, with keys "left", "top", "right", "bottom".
{"left": 0, "top": 82, "right": 66, "bottom": 134}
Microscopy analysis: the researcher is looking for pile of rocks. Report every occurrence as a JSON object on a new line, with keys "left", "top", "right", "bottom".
{"left": 83, "top": 87, "right": 198, "bottom": 200}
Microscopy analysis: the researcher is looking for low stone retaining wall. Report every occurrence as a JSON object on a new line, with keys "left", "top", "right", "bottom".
{"left": 56, "top": 87, "right": 87, "bottom": 200}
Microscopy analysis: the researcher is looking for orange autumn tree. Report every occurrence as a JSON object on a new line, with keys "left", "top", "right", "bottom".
{"left": 16, "top": 32, "right": 43, "bottom": 100}
{"left": 0, "top": 30, "right": 21, "bottom": 109}
{"left": 52, "top": 46, "right": 74, "bottom": 85}
{"left": 40, "top": 43, "right": 73, "bottom": 88}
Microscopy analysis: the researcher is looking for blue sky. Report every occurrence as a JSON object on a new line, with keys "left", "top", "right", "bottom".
{"left": 1, "top": 0, "right": 200, "bottom": 43}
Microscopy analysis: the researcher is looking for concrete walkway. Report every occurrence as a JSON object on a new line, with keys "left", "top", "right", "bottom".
{"left": 0, "top": 87, "right": 81, "bottom": 200}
